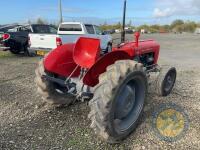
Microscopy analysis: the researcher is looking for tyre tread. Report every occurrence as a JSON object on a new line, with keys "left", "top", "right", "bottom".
{"left": 88, "top": 60, "right": 146, "bottom": 143}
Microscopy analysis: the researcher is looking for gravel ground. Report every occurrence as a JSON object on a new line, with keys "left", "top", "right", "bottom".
{"left": 0, "top": 33, "right": 200, "bottom": 150}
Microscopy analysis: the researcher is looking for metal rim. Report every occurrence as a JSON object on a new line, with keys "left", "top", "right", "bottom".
{"left": 163, "top": 69, "right": 176, "bottom": 93}
{"left": 113, "top": 74, "right": 145, "bottom": 132}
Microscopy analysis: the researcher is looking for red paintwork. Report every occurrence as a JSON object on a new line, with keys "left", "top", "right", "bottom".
{"left": 44, "top": 44, "right": 80, "bottom": 77}
{"left": 112, "top": 40, "right": 160, "bottom": 64}
{"left": 2, "top": 33, "right": 10, "bottom": 41}
{"left": 43, "top": 37, "right": 160, "bottom": 87}
{"left": 134, "top": 32, "right": 140, "bottom": 47}
{"left": 56, "top": 37, "right": 63, "bottom": 47}
{"left": 83, "top": 50, "right": 131, "bottom": 87}
{"left": 73, "top": 37, "right": 101, "bottom": 69}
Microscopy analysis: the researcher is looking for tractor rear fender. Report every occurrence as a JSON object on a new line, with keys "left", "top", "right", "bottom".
{"left": 83, "top": 50, "right": 132, "bottom": 87}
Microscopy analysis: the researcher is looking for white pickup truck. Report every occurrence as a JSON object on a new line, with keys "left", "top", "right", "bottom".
{"left": 28, "top": 22, "right": 112, "bottom": 56}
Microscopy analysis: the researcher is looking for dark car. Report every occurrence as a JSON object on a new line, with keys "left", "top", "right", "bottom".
{"left": 2, "top": 24, "right": 32, "bottom": 54}
{"left": 103, "top": 29, "right": 115, "bottom": 35}
{"left": 2, "top": 24, "right": 57, "bottom": 55}
{"left": 0, "top": 24, "right": 20, "bottom": 47}
{"left": 125, "top": 29, "right": 134, "bottom": 34}
{"left": 0, "top": 32, "right": 3, "bottom": 44}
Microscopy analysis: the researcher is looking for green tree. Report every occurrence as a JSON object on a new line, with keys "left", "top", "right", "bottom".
{"left": 162, "top": 25, "right": 170, "bottom": 31}
{"left": 36, "top": 18, "right": 46, "bottom": 24}
{"left": 150, "top": 25, "right": 160, "bottom": 30}
{"left": 183, "top": 21, "right": 197, "bottom": 32}
{"left": 116, "top": 22, "right": 122, "bottom": 29}
{"left": 137, "top": 24, "right": 150, "bottom": 32}
{"left": 149, "top": 25, "right": 160, "bottom": 33}
{"left": 171, "top": 19, "right": 184, "bottom": 29}
{"left": 173, "top": 25, "right": 184, "bottom": 33}
{"left": 99, "top": 20, "right": 199, "bottom": 33}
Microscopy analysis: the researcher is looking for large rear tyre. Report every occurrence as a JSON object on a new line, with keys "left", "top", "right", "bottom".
{"left": 35, "top": 60, "right": 74, "bottom": 106}
{"left": 88, "top": 60, "right": 148, "bottom": 143}
{"left": 156, "top": 66, "right": 177, "bottom": 97}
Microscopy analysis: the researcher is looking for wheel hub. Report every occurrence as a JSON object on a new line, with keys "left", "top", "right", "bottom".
{"left": 115, "top": 85, "right": 135, "bottom": 119}
{"left": 164, "top": 72, "right": 175, "bottom": 91}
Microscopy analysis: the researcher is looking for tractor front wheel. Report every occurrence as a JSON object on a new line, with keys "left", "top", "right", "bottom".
{"left": 35, "top": 60, "right": 74, "bottom": 106}
{"left": 156, "top": 66, "right": 177, "bottom": 96}
{"left": 88, "top": 60, "right": 148, "bottom": 143}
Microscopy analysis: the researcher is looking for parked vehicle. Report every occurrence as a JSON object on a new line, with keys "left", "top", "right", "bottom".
{"left": 34, "top": 0, "right": 177, "bottom": 144}
{"left": 2, "top": 25, "right": 30, "bottom": 54}
{"left": 115, "top": 29, "right": 121, "bottom": 33}
{"left": 2, "top": 24, "right": 57, "bottom": 55}
{"left": 35, "top": 16, "right": 176, "bottom": 145}
{"left": 27, "top": 25, "right": 57, "bottom": 56}
{"left": 141, "top": 29, "right": 148, "bottom": 34}
{"left": 195, "top": 28, "right": 200, "bottom": 34}
{"left": 28, "top": 22, "right": 112, "bottom": 56}
{"left": 0, "top": 24, "right": 20, "bottom": 49}
{"left": 125, "top": 29, "right": 134, "bottom": 34}
{"left": 0, "top": 32, "right": 3, "bottom": 45}
{"left": 104, "top": 29, "right": 115, "bottom": 34}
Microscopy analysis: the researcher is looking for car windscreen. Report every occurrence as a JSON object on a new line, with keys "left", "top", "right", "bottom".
{"left": 32, "top": 25, "right": 57, "bottom": 34}
{"left": 0, "top": 25, "right": 20, "bottom": 32}
{"left": 59, "top": 24, "right": 82, "bottom": 31}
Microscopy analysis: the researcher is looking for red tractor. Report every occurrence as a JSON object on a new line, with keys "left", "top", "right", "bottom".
{"left": 35, "top": 1, "right": 176, "bottom": 143}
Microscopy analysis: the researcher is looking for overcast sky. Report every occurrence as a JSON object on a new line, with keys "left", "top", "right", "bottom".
{"left": 0, "top": 0, "right": 199, "bottom": 25}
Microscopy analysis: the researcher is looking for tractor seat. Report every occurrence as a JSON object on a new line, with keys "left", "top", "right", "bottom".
{"left": 73, "top": 37, "right": 101, "bottom": 69}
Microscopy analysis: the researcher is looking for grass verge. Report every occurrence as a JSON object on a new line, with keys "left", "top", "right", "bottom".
{"left": 0, "top": 51, "right": 14, "bottom": 58}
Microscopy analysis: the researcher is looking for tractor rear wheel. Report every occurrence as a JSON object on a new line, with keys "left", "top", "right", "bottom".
{"left": 35, "top": 60, "right": 74, "bottom": 106}
{"left": 88, "top": 60, "right": 148, "bottom": 143}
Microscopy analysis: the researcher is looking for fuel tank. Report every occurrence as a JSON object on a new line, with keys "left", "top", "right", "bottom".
{"left": 44, "top": 44, "right": 80, "bottom": 77}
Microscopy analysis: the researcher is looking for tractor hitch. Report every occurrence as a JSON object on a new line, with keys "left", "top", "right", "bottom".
{"left": 42, "top": 74, "right": 93, "bottom": 101}
{"left": 42, "top": 75, "right": 66, "bottom": 87}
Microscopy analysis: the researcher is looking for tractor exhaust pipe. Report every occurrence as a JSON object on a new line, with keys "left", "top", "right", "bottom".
{"left": 121, "top": 0, "right": 127, "bottom": 43}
